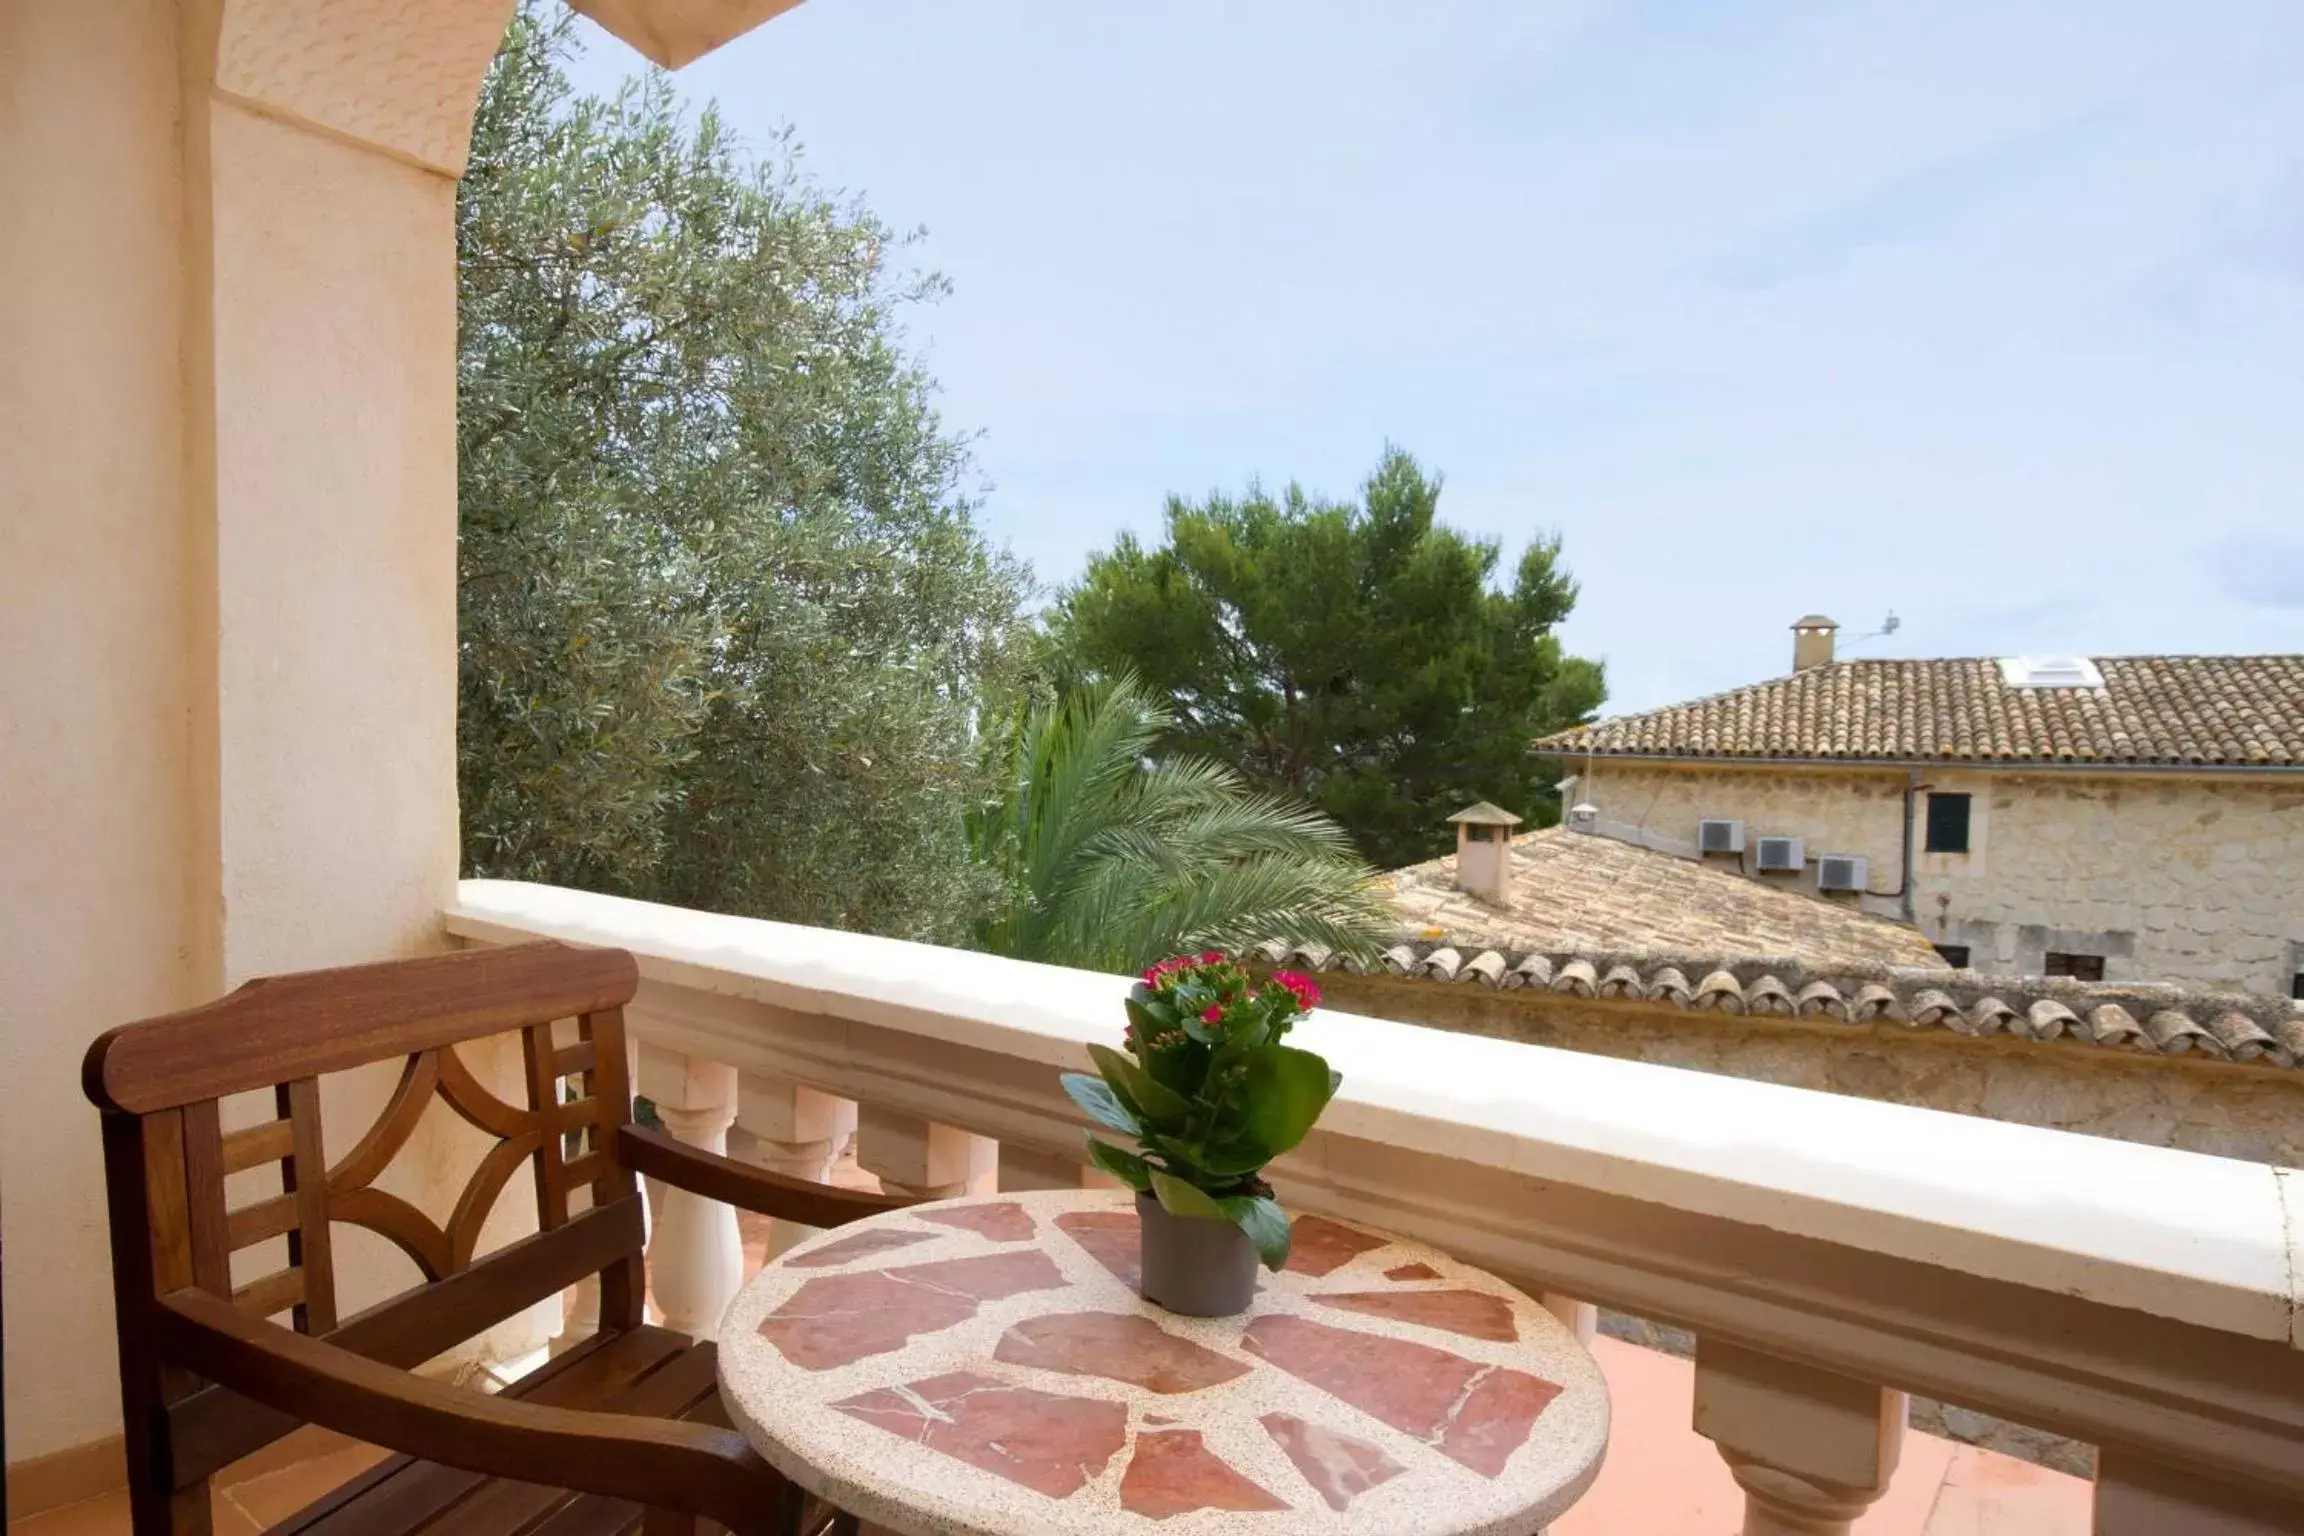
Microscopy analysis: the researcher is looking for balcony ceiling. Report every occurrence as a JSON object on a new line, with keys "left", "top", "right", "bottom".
{"left": 570, "top": 0, "right": 808, "bottom": 68}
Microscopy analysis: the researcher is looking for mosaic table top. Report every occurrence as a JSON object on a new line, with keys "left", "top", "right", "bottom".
{"left": 718, "top": 1189, "right": 1609, "bottom": 1536}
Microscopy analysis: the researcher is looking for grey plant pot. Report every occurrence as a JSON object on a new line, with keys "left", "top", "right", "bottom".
{"left": 1136, "top": 1189, "right": 1259, "bottom": 1317}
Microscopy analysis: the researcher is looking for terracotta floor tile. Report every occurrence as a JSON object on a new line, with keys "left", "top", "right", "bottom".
{"left": 1551, "top": 1335, "right": 2089, "bottom": 1535}
{"left": 7, "top": 1488, "right": 255, "bottom": 1536}
{"left": 1922, "top": 1444, "right": 2096, "bottom": 1534}
{"left": 8, "top": 1285, "right": 2091, "bottom": 1536}
{"left": 217, "top": 1440, "right": 391, "bottom": 1528}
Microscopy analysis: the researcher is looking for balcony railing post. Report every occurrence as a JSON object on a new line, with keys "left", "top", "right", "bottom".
{"left": 736, "top": 1072, "right": 857, "bottom": 1259}
{"left": 995, "top": 1143, "right": 1088, "bottom": 1192}
{"left": 1694, "top": 1338, "right": 1903, "bottom": 1536}
{"left": 639, "top": 1047, "right": 742, "bottom": 1341}
{"left": 856, "top": 1106, "right": 997, "bottom": 1200}
{"left": 2093, "top": 1450, "right": 2304, "bottom": 1535}
{"left": 1541, "top": 1294, "right": 1598, "bottom": 1345}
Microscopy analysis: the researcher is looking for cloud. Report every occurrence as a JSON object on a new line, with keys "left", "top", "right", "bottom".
{"left": 2209, "top": 532, "right": 2304, "bottom": 609}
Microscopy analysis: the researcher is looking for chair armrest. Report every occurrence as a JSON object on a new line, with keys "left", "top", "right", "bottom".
{"left": 617, "top": 1122, "right": 918, "bottom": 1226}
{"left": 155, "top": 1289, "right": 801, "bottom": 1536}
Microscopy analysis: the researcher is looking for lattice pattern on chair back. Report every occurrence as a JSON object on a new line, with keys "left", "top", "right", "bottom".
{"left": 86, "top": 942, "right": 642, "bottom": 1335}
{"left": 200, "top": 1009, "right": 635, "bottom": 1333}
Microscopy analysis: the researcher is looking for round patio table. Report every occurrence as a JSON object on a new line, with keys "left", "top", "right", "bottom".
{"left": 718, "top": 1187, "right": 1609, "bottom": 1536}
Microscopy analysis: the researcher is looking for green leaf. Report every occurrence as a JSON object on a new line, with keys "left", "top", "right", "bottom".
{"left": 1141, "top": 1037, "right": 1208, "bottom": 1098}
{"left": 1123, "top": 995, "right": 1169, "bottom": 1042}
{"left": 1191, "top": 1136, "right": 1273, "bottom": 1178}
{"left": 1238, "top": 1044, "right": 1337, "bottom": 1159}
{"left": 1060, "top": 1072, "right": 1142, "bottom": 1137}
{"left": 1088, "top": 1043, "right": 1189, "bottom": 1126}
{"left": 1085, "top": 1136, "right": 1154, "bottom": 1192}
{"left": 1150, "top": 1169, "right": 1226, "bottom": 1219}
{"left": 1219, "top": 1194, "right": 1293, "bottom": 1270}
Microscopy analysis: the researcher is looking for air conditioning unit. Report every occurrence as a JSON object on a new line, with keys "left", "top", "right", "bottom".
{"left": 1697, "top": 818, "right": 1745, "bottom": 855}
{"left": 1754, "top": 835, "right": 1805, "bottom": 872}
{"left": 1816, "top": 854, "right": 1868, "bottom": 892}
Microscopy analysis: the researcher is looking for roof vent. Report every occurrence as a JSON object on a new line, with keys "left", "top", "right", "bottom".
{"left": 1754, "top": 835, "right": 1805, "bottom": 872}
{"left": 1697, "top": 818, "right": 1744, "bottom": 855}
{"left": 1816, "top": 854, "right": 1868, "bottom": 893}
{"left": 1998, "top": 655, "right": 2103, "bottom": 690}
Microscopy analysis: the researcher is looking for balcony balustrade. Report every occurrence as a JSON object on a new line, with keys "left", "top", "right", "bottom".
{"left": 446, "top": 878, "right": 2304, "bottom": 1536}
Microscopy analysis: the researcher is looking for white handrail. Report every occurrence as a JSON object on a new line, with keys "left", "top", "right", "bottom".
{"left": 446, "top": 878, "right": 2299, "bottom": 1348}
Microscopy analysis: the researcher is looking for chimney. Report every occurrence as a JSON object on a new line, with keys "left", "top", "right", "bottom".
{"left": 1446, "top": 802, "right": 1523, "bottom": 906}
{"left": 1791, "top": 614, "right": 1839, "bottom": 673}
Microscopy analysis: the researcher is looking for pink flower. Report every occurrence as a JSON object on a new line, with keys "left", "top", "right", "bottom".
{"left": 1202, "top": 1004, "right": 1224, "bottom": 1024}
{"left": 1198, "top": 950, "right": 1225, "bottom": 965}
{"left": 1274, "top": 970, "right": 1321, "bottom": 1009}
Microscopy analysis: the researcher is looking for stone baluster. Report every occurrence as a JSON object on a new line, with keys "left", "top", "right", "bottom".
{"left": 856, "top": 1106, "right": 997, "bottom": 1200}
{"left": 2093, "top": 1450, "right": 2304, "bottom": 1534}
{"left": 551, "top": 1274, "right": 600, "bottom": 1356}
{"left": 1541, "top": 1293, "right": 1598, "bottom": 1346}
{"left": 736, "top": 1072, "right": 857, "bottom": 1259}
{"left": 1693, "top": 1339, "right": 1903, "bottom": 1536}
{"left": 639, "top": 1046, "right": 742, "bottom": 1341}
{"left": 995, "top": 1143, "right": 1090, "bottom": 1193}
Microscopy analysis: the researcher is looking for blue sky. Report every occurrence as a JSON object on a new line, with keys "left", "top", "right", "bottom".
{"left": 563, "top": 0, "right": 2304, "bottom": 713}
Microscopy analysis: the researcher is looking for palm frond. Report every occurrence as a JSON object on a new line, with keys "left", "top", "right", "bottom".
{"left": 971, "top": 673, "right": 1391, "bottom": 974}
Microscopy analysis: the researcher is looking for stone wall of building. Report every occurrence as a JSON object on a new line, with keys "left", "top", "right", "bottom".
{"left": 1570, "top": 760, "right": 2304, "bottom": 996}
{"left": 1317, "top": 971, "right": 2304, "bottom": 1168}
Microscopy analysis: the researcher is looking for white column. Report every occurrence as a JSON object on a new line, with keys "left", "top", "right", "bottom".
{"left": 736, "top": 1072, "right": 856, "bottom": 1259}
{"left": 641, "top": 1047, "right": 741, "bottom": 1341}
{"left": 857, "top": 1106, "right": 997, "bottom": 1201}
{"left": 1541, "top": 1293, "right": 1599, "bottom": 1346}
{"left": 551, "top": 1274, "right": 600, "bottom": 1356}
{"left": 996, "top": 1143, "right": 1088, "bottom": 1193}
{"left": 1693, "top": 1339, "right": 1904, "bottom": 1536}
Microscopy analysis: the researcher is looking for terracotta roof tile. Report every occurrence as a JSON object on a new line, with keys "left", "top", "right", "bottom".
{"left": 1254, "top": 941, "right": 2304, "bottom": 1072}
{"left": 1534, "top": 656, "right": 2304, "bottom": 767}
{"left": 1388, "top": 825, "right": 1947, "bottom": 970}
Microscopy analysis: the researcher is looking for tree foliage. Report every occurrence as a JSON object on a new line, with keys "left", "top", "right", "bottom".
{"left": 967, "top": 678, "right": 1390, "bottom": 973}
{"left": 456, "top": 2, "right": 1030, "bottom": 941}
{"left": 1045, "top": 448, "right": 1606, "bottom": 869}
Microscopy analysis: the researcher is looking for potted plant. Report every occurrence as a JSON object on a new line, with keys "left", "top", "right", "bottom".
{"left": 1061, "top": 953, "right": 1339, "bottom": 1316}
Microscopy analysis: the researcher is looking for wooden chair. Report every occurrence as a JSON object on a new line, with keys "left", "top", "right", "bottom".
{"left": 83, "top": 941, "right": 915, "bottom": 1536}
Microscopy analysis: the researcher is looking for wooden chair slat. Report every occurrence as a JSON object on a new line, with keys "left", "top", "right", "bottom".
{"left": 221, "top": 1119, "right": 296, "bottom": 1175}
{"left": 554, "top": 1041, "right": 598, "bottom": 1078}
{"left": 169, "top": 1198, "right": 649, "bottom": 1483}
{"left": 580, "top": 1009, "right": 647, "bottom": 1335}
{"left": 182, "top": 1100, "right": 234, "bottom": 1296}
{"left": 279, "top": 1329, "right": 695, "bottom": 1536}
{"left": 428, "top": 1345, "right": 725, "bottom": 1536}
{"left": 233, "top": 1266, "right": 306, "bottom": 1320}
{"left": 562, "top": 1150, "right": 611, "bottom": 1192}
{"left": 523, "top": 1025, "right": 570, "bottom": 1233}
{"left": 86, "top": 943, "right": 637, "bottom": 1114}
{"left": 283, "top": 1077, "right": 338, "bottom": 1334}
{"left": 226, "top": 1193, "right": 300, "bottom": 1251}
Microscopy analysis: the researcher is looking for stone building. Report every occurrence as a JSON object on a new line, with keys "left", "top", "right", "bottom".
{"left": 1532, "top": 622, "right": 2304, "bottom": 996}
{"left": 1308, "top": 810, "right": 2304, "bottom": 1169}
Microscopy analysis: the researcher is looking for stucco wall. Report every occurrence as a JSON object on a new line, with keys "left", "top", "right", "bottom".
{"left": 0, "top": 0, "right": 198, "bottom": 1463}
{"left": 0, "top": 0, "right": 522, "bottom": 1476}
{"left": 1318, "top": 973, "right": 2304, "bottom": 1169}
{"left": 1574, "top": 761, "right": 2304, "bottom": 996}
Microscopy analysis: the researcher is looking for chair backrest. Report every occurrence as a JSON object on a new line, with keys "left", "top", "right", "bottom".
{"left": 84, "top": 941, "right": 646, "bottom": 1493}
